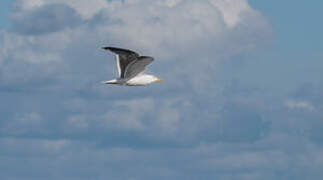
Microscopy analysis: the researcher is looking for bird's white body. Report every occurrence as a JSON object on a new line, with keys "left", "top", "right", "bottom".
{"left": 125, "top": 74, "right": 160, "bottom": 86}
{"left": 103, "top": 74, "right": 160, "bottom": 86}
{"left": 102, "top": 47, "right": 161, "bottom": 86}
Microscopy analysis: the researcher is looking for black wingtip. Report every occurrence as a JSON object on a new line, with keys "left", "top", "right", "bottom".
{"left": 101, "top": 46, "right": 139, "bottom": 56}
{"left": 102, "top": 47, "right": 120, "bottom": 51}
{"left": 102, "top": 47, "right": 110, "bottom": 50}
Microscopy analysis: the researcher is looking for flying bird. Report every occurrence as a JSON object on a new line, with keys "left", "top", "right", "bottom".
{"left": 102, "top": 47, "right": 162, "bottom": 86}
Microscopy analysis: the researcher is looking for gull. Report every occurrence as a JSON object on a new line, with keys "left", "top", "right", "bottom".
{"left": 101, "top": 47, "right": 162, "bottom": 86}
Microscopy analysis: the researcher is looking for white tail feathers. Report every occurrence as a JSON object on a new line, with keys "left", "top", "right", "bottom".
{"left": 101, "top": 79, "right": 118, "bottom": 84}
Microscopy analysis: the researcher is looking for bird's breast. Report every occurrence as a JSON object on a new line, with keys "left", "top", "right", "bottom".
{"left": 125, "top": 75, "right": 152, "bottom": 86}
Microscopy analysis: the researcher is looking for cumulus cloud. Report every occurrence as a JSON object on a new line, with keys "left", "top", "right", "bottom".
{"left": 11, "top": 4, "right": 82, "bottom": 35}
{"left": 2, "top": 0, "right": 270, "bottom": 146}
{"left": 14, "top": 0, "right": 109, "bottom": 19}
{"left": 0, "top": 0, "right": 272, "bottom": 96}
{"left": 5, "top": 0, "right": 323, "bottom": 180}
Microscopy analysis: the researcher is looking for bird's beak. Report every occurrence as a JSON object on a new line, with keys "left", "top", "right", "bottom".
{"left": 156, "top": 78, "right": 162, "bottom": 82}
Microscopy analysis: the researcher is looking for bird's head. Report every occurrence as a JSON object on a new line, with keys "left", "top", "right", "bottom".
{"left": 156, "top": 77, "right": 162, "bottom": 83}
{"left": 150, "top": 75, "right": 162, "bottom": 83}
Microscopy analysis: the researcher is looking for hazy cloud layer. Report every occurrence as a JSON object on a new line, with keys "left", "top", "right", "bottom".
{"left": 0, "top": 0, "right": 322, "bottom": 179}
{"left": 11, "top": 4, "right": 82, "bottom": 35}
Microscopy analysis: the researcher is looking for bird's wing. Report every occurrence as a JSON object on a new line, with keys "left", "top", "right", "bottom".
{"left": 124, "top": 56, "right": 154, "bottom": 79}
{"left": 102, "top": 47, "right": 139, "bottom": 78}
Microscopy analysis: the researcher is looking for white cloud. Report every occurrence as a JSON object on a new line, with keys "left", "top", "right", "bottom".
{"left": 67, "top": 115, "right": 89, "bottom": 129}
{"left": 285, "top": 100, "right": 315, "bottom": 111}
{"left": 2, "top": 1, "right": 323, "bottom": 179}
{"left": 15, "top": 0, "right": 109, "bottom": 19}
{"left": 16, "top": 0, "right": 45, "bottom": 9}
{"left": 17, "top": 0, "right": 256, "bottom": 27}
{"left": 158, "top": 106, "right": 180, "bottom": 133}
{"left": 95, "top": 0, "right": 250, "bottom": 58}
{"left": 210, "top": 0, "right": 253, "bottom": 27}
{"left": 0, "top": 0, "right": 272, "bottom": 141}
{"left": 1, "top": 137, "right": 72, "bottom": 154}
{"left": 103, "top": 98, "right": 155, "bottom": 130}
{"left": 12, "top": 0, "right": 269, "bottom": 58}
{"left": 2, "top": 135, "right": 322, "bottom": 180}
{"left": 157, "top": 0, "right": 182, "bottom": 8}
{"left": 0, "top": 112, "right": 46, "bottom": 136}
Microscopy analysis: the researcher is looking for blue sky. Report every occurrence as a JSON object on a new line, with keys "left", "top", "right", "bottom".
{"left": 0, "top": 0, "right": 12, "bottom": 28}
{"left": 0, "top": 0, "right": 323, "bottom": 179}
{"left": 227, "top": 0, "right": 323, "bottom": 94}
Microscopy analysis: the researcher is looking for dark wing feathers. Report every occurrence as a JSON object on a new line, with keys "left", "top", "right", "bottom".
{"left": 102, "top": 47, "right": 139, "bottom": 56}
{"left": 102, "top": 47, "right": 140, "bottom": 78}
{"left": 124, "top": 56, "right": 154, "bottom": 79}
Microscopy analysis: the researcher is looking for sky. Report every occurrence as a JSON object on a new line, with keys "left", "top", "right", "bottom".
{"left": 0, "top": 0, "right": 322, "bottom": 179}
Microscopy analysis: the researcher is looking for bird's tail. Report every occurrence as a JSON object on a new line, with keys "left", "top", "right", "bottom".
{"left": 101, "top": 79, "right": 118, "bottom": 84}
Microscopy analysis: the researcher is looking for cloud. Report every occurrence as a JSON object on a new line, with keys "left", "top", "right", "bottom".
{"left": 0, "top": 0, "right": 272, "bottom": 96}
{"left": 210, "top": 0, "right": 253, "bottom": 27}
{"left": 14, "top": 0, "right": 109, "bottom": 19}
{"left": 285, "top": 100, "right": 315, "bottom": 111}
{"left": 1, "top": 135, "right": 323, "bottom": 180}
{"left": 287, "top": 84, "right": 323, "bottom": 144}
{"left": 5, "top": 0, "right": 323, "bottom": 180}
{"left": 2, "top": 0, "right": 270, "bottom": 142}
{"left": 11, "top": 4, "right": 83, "bottom": 35}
